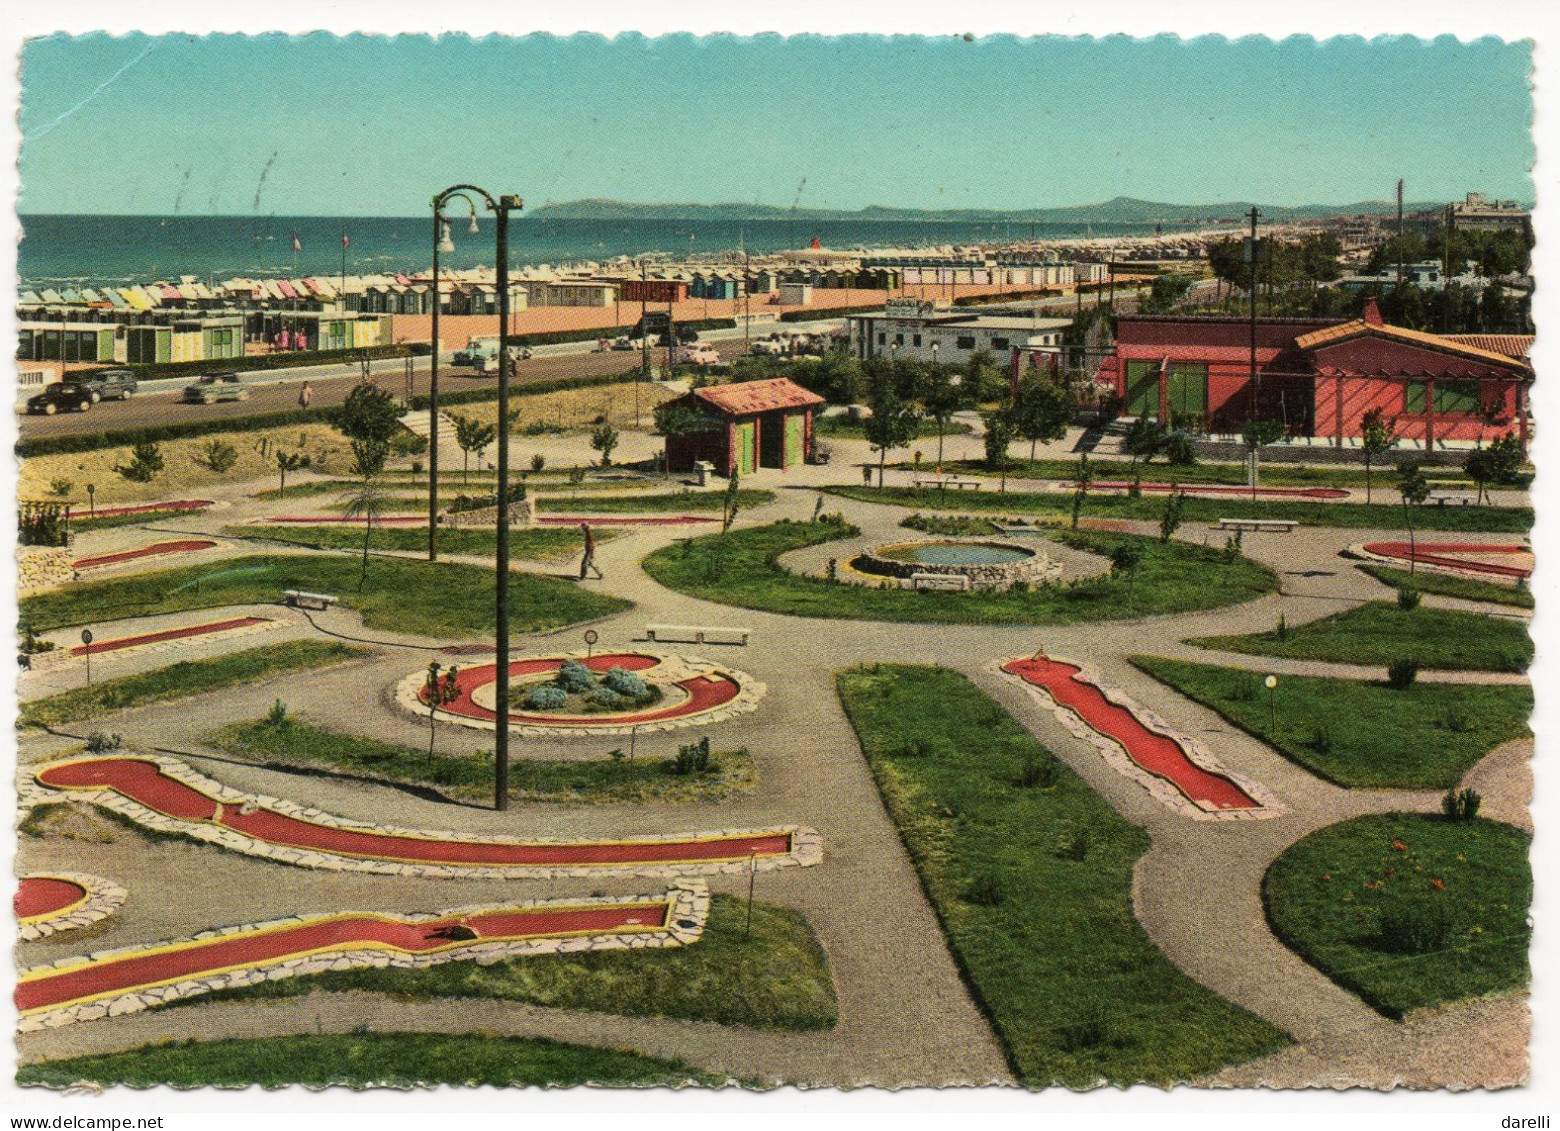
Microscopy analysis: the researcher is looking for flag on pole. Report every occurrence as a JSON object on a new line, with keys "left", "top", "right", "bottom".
{"left": 291, "top": 231, "right": 302, "bottom": 252}
{"left": 342, "top": 233, "right": 350, "bottom": 249}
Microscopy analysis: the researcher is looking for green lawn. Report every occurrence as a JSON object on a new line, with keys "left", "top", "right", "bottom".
{"left": 923, "top": 455, "right": 1496, "bottom": 492}
{"left": 209, "top": 714, "right": 755, "bottom": 804}
{"left": 641, "top": 519, "right": 1276, "bottom": 626}
{"left": 161, "top": 894, "right": 837, "bottom": 1033}
{"left": 70, "top": 508, "right": 208, "bottom": 534}
{"left": 18, "top": 553, "right": 629, "bottom": 638}
{"left": 21, "top": 641, "right": 368, "bottom": 727}
{"left": 17, "top": 1033, "right": 723, "bottom": 1090}
{"left": 825, "top": 485, "right": 1533, "bottom": 533}
{"left": 224, "top": 523, "right": 600, "bottom": 562}
{"left": 1131, "top": 656, "right": 1532, "bottom": 789}
{"left": 1264, "top": 814, "right": 1531, "bottom": 1018}
{"left": 836, "top": 664, "right": 1289, "bottom": 1087}
{"left": 817, "top": 416, "right": 971, "bottom": 440}
{"left": 536, "top": 488, "right": 775, "bottom": 514}
{"left": 1190, "top": 602, "right": 1532, "bottom": 673}
{"left": 1359, "top": 564, "right": 1534, "bottom": 609}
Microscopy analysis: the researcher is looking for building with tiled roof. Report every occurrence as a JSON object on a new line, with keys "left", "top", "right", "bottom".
{"left": 661, "top": 377, "right": 825, "bottom": 475}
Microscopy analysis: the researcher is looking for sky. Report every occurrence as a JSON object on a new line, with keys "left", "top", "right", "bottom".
{"left": 17, "top": 32, "right": 1535, "bottom": 216}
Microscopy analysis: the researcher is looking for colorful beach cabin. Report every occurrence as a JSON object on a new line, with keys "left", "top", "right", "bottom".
{"left": 662, "top": 377, "right": 824, "bottom": 476}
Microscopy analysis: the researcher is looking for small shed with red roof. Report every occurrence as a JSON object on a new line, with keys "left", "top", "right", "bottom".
{"left": 661, "top": 377, "right": 825, "bottom": 476}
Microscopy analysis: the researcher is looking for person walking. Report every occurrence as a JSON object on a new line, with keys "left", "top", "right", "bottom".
{"left": 578, "top": 521, "right": 604, "bottom": 581}
{"left": 298, "top": 381, "right": 312, "bottom": 409}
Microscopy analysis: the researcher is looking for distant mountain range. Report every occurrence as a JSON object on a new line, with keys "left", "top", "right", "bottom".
{"left": 527, "top": 195, "right": 1451, "bottom": 224}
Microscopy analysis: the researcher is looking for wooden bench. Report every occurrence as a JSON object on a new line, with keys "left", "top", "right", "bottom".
{"left": 644, "top": 624, "right": 752, "bottom": 646}
{"left": 1215, "top": 518, "right": 1299, "bottom": 533}
{"left": 912, "top": 477, "right": 983, "bottom": 491}
{"left": 1426, "top": 492, "right": 1478, "bottom": 508}
{"left": 910, "top": 572, "right": 971, "bottom": 592}
{"left": 282, "top": 589, "right": 339, "bottom": 611}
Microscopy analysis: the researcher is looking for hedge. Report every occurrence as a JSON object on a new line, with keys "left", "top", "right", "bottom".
{"left": 779, "top": 303, "right": 884, "bottom": 322}
{"left": 407, "top": 369, "right": 654, "bottom": 413}
{"left": 72, "top": 343, "right": 430, "bottom": 383}
{"left": 505, "top": 317, "right": 736, "bottom": 348}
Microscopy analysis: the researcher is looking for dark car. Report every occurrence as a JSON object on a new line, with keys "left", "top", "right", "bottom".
{"left": 26, "top": 382, "right": 96, "bottom": 415}
{"left": 65, "top": 369, "right": 138, "bottom": 402}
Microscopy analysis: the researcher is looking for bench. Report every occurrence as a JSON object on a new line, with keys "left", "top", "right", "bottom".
{"left": 1215, "top": 518, "right": 1299, "bottom": 533}
{"left": 912, "top": 477, "right": 983, "bottom": 491}
{"left": 910, "top": 572, "right": 971, "bottom": 592}
{"left": 282, "top": 589, "right": 339, "bottom": 610}
{"left": 644, "top": 624, "right": 752, "bottom": 646}
{"left": 1426, "top": 492, "right": 1479, "bottom": 508}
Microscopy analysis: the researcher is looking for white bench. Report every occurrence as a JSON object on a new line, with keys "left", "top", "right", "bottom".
{"left": 1427, "top": 492, "right": 1478, "bottom": 508}
{"left": 913, "top": 477, "right": 982, "bottom": 490}
{"left": 645, "top": 624, "right": 752, "bottom": 646}
{"left": 910, "top": 572, "right": 971, "bottom": 592}
{"left": 282, "top": 589, "right": 339, "bottom": 610}
{"left": 1215, "top": 518, "right": 1299, "bottom": 533}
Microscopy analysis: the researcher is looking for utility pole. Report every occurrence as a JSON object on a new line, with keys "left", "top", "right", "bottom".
{"left": 1396, "top": 179, "right": 1405, "bottom": 288}
{"left": 492, "top": 193, "right": 523, "bottom": 813}
{"left": 1246, "top": 206, "right": 1260, "bottom": 422}
{"left": 640, "top": 259, "right": 650, "bottom": 382}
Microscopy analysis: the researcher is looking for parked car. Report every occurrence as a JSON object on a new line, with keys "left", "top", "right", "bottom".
{"left": 682, "top": 344, "right": 720, "bottom": 365}
{"left": 181, "top": 372, "right": 249, "bottom": 404}
{"left": 25, "top": 382, "right": 96, "bottom": 415}
{"left": 65, "top": 369, "right": 138, "bottom": 402}
{"left": 610, "top": 337, "right": 636, "bottom": 351}
{"left": 751, "top": 335, "right": 786, "bottom": 356}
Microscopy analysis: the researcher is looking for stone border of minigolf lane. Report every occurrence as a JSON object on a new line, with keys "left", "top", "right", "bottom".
{"left": 992, "top": 655, "right": 1285, "bottom": 822}
{"left": 17, "top": 872, "right": 128, "bottom": 942}
{"left": 393, "top": 649, "right": 767, "bottom": 737}
{"left": 1346, "top": 540, "right": 1532, "bottom": 583}
{"left": 18, "top": 882, "right": 708, "bottom": 1032}
{"left": 19, "top": 751, "right": 823, "bottom": 881}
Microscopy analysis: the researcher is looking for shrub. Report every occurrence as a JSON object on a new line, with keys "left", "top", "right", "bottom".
{"left": 961, "top": 873, "right": 1007, "bottom": 907}
{"left": 48, "top": 477, "right": 74, "bottom": 497}
{"left": 1012, "top": 755, "right": 1060, "bottom": 789}
{"left": 1308, "top": 725, "right": 1334, "bottom": 753}
{"left": 1053, "top": 825, "right": 1091, "bottom": 861}
{"left": 19, "top": 625, "right": 54, "bottom": 655}
{"left": 555, "top": 659, "right": 596, "bottom": 693}
{"left": 199, "top": 439, "right": 239, "bottom": 474}
{"left": 1275, "top": 614, "right": 1289, "bottom": 641}
{"left": 117, "top": 440, "right": 165, "bottom": 483}
{"left": 590, "top": 686, "right": 625, "bottom": 709}
{"left": 18, "top": 502, "right": 70, "bottom": 547}
{"left": 266, "top": 699, "right": 289, "bottom": 726}
{"left": 1397, "top": 586, "right": 1422, "bottom": 612}
{"left": 671, "top": 736, "right": 713, "bottom": 776}
{"left": 1387, "top": 659, "right": 1420, "bottom": 690}
{"left": 524, "top": 684, "right": 569, "bottom": 710}
{"left": 1225, "top": 674, "right": 1259, "bottom": 702}
{"left": 1441, "top": 787, "right": 1483, "bottom": 821}
{"left": 1375, "top": 899, "right": 1453, "bottom": 955}
{"left": 1436, "top": 704, "right": 1473, "bottom": 733}
{"left": 1163, "top": 431, "right": 1197, "bottom": 466}
{"left": 390, "top": 430, "right": 428, "bottom": 457}
{"left": 531, "top": 454, "right": 546, "bottom": 472}
{"left": 84, "top": 731, "right": 125, "bottom": 753}
{"left": 1059, "top": 1003, "right": 1112, "bottom": 1053}
{"left": 602, "top": 666, "right": 648, "bottom": 698}
{"left": 1222, "top": 530, "right": 1243, "bottom": 563}
{"left": 410, "top": 460, "right": 424, "bottom": 475}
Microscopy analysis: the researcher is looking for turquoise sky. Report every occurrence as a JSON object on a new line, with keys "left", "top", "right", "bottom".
{"left": 19, "top": 32, "right": 1534, "bottom": 216}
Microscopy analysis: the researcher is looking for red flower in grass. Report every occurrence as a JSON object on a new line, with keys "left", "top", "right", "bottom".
{"left": 1391, "top": 840, "right": 1408, "bottom": 852}
{"left": 1385, "top": 868, "right": 1397, "bottom": 879}
{"left": 1431, "top": 878, "right": 1445, "bottom": 891}
{"left": 1321, "top": 874, "right": 1332, "bottom": 882}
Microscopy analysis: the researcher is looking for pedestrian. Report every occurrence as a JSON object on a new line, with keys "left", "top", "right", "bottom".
{"left": 298, "top": 381, "right": 312, "bottom": 409}
{"left": 578, "top": 522, "right": 604, "bottom": 580}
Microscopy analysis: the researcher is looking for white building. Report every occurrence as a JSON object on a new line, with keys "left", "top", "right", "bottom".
{"left": 848, "top": 298, "right": 1071, "bottom": 368}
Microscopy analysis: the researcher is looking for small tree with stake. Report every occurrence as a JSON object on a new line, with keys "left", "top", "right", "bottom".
{"left": 452, "top": 415, "right": 496, "bottom": 485}
{"left": 1359, "top": 407, "right": 1398, "bottom": 504}
{"left": 1397, "top": 460, "right": 1430, "bottom": 575}
{"left": 275, "top": 449, "right": 305, "bottom": 498}
{"left": 423, "top": 661, "right": 461, "bottom": 768}
{"left": 1110, "top": 542, "right": 1143, "bottom": 608}
{"left": 1240, "top": 418, "right": 1287, "bottom": 500}
{"left": 721, "top": 466, "right": 742, "bottom": 533}
{"left": 590, "top": 423, "right": 620, "bottom": 468}
{"left": 862, "top": 373, "right": 922, "bottom": 489}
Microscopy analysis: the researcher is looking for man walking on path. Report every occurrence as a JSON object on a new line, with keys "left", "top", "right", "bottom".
{"left": 579, "top": 521, "right": 604, "bottom": 580}
{"left": 298, "top": 381, "right": 312, "bottom": 409}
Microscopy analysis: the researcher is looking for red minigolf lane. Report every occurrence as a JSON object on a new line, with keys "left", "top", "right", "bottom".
{"left": 16, "top": 900, "right": 672, "bottom": 1016}
{"left": 70, "top": 616, "right": 270, "bottom": 657}
{"left": 15, "top": 877, "right": 88, "bottom": 921}
{"left": 1362, "top": 541, "right": 1532, "bottom": 579}
{"left": 1078, "top": 482, "right": 1348, "bottom": 500}
{"left": 429, "top": 652, "right": 740, "bottom": 727}
{"left": 72, "top": 540, "right": 217, "bottom": 570}
{"left": 534, "top": 515, "right": 717, "bottom": 526}
{"left": 35, "top": 757, "right": 793, "bottom": 868}
{"left": 1002, "top": 658, "right": 1261, "bottom": 811}
{"left": 80, "top": 500, "right": 214, "bottom": 519}
{"left": 266, "top": 515, "right": 427, "bottom": 525}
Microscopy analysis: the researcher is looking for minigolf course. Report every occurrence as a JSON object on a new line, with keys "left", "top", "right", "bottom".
{"left": 72, "top": 539, "right": 218, "bottom": 571}
{"left": 28, "top": 754, "right": 820, "bottom": 878}
{"left": 15, "top": 872, "right": 128, "bottom": 941}
{"left": 70, "top": 616, "right": 273, "bottom": 657}
{"left": 1000, "top": 655, "right": 1280, "bottom": 819}
{"left": 17, "top": 885, "right": 708, "bottom": 1030}
{"left": 1354, "top": 540, "right": 1533, "bottom": 580}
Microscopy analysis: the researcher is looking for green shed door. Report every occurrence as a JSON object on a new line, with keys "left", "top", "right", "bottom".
{"left": 1124, "top": 360, "right": 1159, "bottom": 418}
{"left": 785, "top": 413, "right": 804, "bottom": 468}
{"left": 736, "top": 421, "right": 757, "bottom": 475}
{"left": 1166, "top": 362, "right": 1208, "bottom": 418}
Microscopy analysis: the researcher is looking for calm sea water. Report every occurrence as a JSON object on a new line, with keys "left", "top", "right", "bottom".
{"left": 18, "top": 214, "right": 1168, "bottom": 288}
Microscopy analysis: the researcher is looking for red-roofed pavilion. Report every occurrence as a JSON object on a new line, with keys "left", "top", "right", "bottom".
{"left": 661, "top": 377, "right": 825, "bottom": 476}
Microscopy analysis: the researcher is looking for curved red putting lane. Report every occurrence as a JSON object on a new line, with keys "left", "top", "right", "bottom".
{"left": 1361, "top": 541, "right": 1532, "bottom": 579}
{"left": 15, "top": 877, "right": 88, "bottom": 922}
{"left": 1080, "top": 482, "right": 1348, "bottom": 500}
{"left": 1002, "top": 657, "right": 1261, "bottom": 812}
{"left": 16, "top": 898, "right": 673, "bottom": 1017}
{"left": 431, "top": 652, "right": 740, "bottom": 727}
{"left": 70, "top": 616, "right": 270, "bottom": 657}
{"left": 72, "top": 540, "right": 218, "bottom": 571}
{"left": 81, "top": 500, "right": 213, "bottom": 519}
{"left": 35, "top": 756, "right": 794, "bottom": 869}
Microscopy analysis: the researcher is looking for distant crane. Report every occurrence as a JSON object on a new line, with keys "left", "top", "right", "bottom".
{"left": 788, "top": 177, "right": 807, "bottom": 251}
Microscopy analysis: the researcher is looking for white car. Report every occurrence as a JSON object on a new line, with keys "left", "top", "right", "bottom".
{"left": 682, "top": 344, "right": 720, "bottom": 365}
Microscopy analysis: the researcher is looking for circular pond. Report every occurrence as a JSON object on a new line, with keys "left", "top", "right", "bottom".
{"left": 876, "top": 540, "right": 1036, "bottom": 566}
{"left": 850, "top": 539, "right": 1059, "bottom": 591}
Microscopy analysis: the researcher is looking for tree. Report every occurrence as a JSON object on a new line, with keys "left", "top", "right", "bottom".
{"left": 862, "top": 371, "right": 921, "bottom": 488}
{"left": 1011, "top": 370, "right": 1073, "bottom": 462}
{"left": 1240, "top": 419, "right": 1287, "bottom": 499}
{"left": 917, "top": 363, "right": 970, "bottom": 469}
{"left": 349, "top": 439, "right": 390, "bottom": 479}
{"left": 963, "top": 349, "right": 1008, "bottom": 404}
{"left": 274, "top": 449, "right": 305, "bottom": 498}
{"left": 1359, "top": 408, "right": 1398, "bottom": 504}
{"left": 1465, "top": 433, "right": 1525, "bottom": 504}
{"left": 451, "top": 414, "right": 495, "bottom": 485}
{"left": 1140, "top": 273, "right": 1194, "bottom": 314}
{"left": 1110, "top": 543, "right": 1143, "bottom": 606}
{"left": 1124, "top": 418, "right": 1164, "bottom": 475}
{"left": 1396, "top": 461, "right": 1430, "bottom": 575}
{"left": 332, "top": 382, "right": 405, "bottom": 448}
{"left": 117, "top": 440, "right": 164, "bottom": 484}
{"left": 338, "top": 473, "right": 390, "bottom": 591}
{"left": 1070, "top": 453, "right": 1092, "bottom": 530}
{"left": 590, "top": 423, "right": 619, "bottom": 468}
{"left": 721, "top": 466, "right": 742, "bottom": 533}
{"left": 981, "top": 409, "right": 1015, "bottom": 471}
{"left": 1479, "top": 281, "right": 1513, "bottom": 333}
{"left": 199, "top": 439, "right": 239, "bottom": 474}
{"left": 1159, "top": 489, "right": 1185, "bottom": 543}
{"left": 422, "top": 661, "right": 461, "bottom": 765}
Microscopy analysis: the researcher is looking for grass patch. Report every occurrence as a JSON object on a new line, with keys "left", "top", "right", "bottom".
{"left": 836, "top": 664, "right": 1288, "bottom": 1086}
{"left": 208, "top": 715, "right": 756, "bottom": 804}
{"left": 1130, "top": 656, "right": 1532, "bottom": 789}
{"left": 223, "top": 523, "right": 600, "bottom": 562}
{"left": 157, "top": 894, "right": 836, "bottom": 1033}
{"left": 1264, "top": 813, "right": 1531, "bottom": 1018}
{"left": 17, "top": 1032, "right": 723, "bottom": 1090}
{"left": 900, "top": 512, "right": 1001, "bottom": 537}
{"left": 825, "top": 485, "right": 1532, "bottom": 534}
{"left": 535, "top": 488, "right": 774, "bottom": 515}
{"left": 816, "top": 415, "right": 971, "bottom": 440}
{"left": 18, "top": 553, "right": 629, "bottom": 637}
{"left": 1191, "top": 602, "right": 1532, "bottom": 673}
{"left": 1359, "top": 564, "right": 1533, "bottom": 609}
{"left": 641, "top": 520, "right": 1276, "bottom": 626}
{"left": 20, "top": 641, "right": 368, "bottom": 727}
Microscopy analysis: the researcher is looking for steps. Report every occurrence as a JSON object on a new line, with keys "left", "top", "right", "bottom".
{"left": 400, "top": 409, "right": 460, "bottom": 450}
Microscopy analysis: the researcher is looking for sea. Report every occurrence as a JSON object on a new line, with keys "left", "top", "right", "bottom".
{"left": 17, "top": 214, "right": 1173, "bottom": 289}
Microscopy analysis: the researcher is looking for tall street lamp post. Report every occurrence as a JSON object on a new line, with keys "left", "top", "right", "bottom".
{"left": 428, "top": 187, "right": 483, "bottom": 562}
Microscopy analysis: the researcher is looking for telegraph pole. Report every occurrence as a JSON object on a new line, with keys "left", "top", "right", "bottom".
{"left": 1247, "top": 206, "right": 1260, "bottom": 421}
{"left": 1396, "top": 179, "right": 1405, "bottom": 288}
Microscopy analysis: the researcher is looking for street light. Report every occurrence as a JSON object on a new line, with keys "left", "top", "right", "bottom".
{"left": 429, "top": 184, "right": 523, "bottom": 812}
{"left": 1264, "top": 674, "right": 1278, "bottom": 739}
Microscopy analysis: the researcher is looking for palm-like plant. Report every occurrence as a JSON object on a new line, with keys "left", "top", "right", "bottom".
{"left": 338, "top": 473, "right": 391, "bottom": 591}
